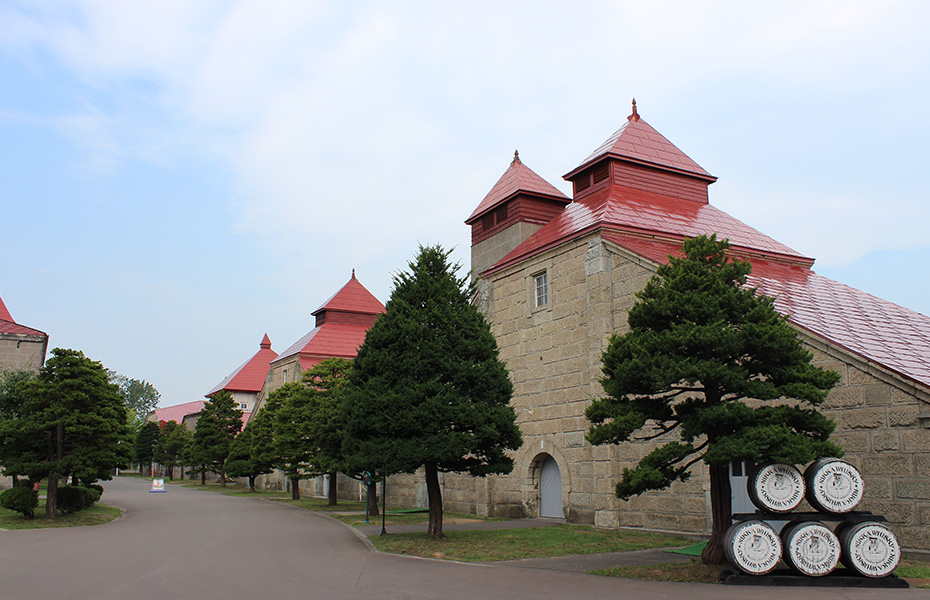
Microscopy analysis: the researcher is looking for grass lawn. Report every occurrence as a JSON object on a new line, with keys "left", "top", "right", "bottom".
{"left": 370, "top": 524, "right": 690, "bottom": 562}
{"left": 592, "top": 559, "right": 723, "bottom": 583}
{"left": 0, "top": 502, "right": 120, "bottom": 530}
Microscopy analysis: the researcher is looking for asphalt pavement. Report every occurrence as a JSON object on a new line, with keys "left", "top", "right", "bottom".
{"left": 0, "top": 477, "right": 925, "bottom": 600}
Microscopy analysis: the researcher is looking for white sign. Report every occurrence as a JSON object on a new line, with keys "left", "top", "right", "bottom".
{"left": 150, "top": 478, "right": 166, "bottom": 493}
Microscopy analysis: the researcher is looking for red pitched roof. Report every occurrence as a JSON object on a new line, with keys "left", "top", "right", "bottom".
{"left": 486, "top": 186, "right": 810, "bottom": 275}
{"left": 206, "top": 334, "right": 278, "bottom": 396}
{"left": 0, "top": 295, "right": 13, "bottom": 322}
{"left": 312, "top": 271, "right": 385, "bottom": 317}
{"left": 466, "top": 152, "right": 569, "bottom": 223}
{"left": 565, "top": 102, "right": 715, "bottom": 182}
{"left": 274, "top": 274, "right": 384, "bottom": 366}
{"left": 600, "top": 232, "right": 930, "bottom": 390}
{"left": 152, "top": 400, "right": 205, "bottom": 424}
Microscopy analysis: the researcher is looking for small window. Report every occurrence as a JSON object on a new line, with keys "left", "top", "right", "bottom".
{"left": 283, "top": 370, "right": 288, "bottom": 383}
{"left": 593, "top": 163, "right": 609, "bottom": 183}
{"left": 240, "top": 403, "right": 248, "bottom": 410}
{"left": 534, "top": 272, "right": 548, "bottom": 307}
{"left": 482, "top": 213, "right": 494, "bottom": 231}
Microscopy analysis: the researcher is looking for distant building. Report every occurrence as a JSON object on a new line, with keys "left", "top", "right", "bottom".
{"left": 256, "top": 271, "right": 384, "bottom": 411}
{"left": 0, "top": 294, "right": 48, "bottom": 372}
{"left": 205, "top": 333, "right": 278, "bottom": 424}
{"left": 147, "top": 400, "right": 206, "bottom": 430}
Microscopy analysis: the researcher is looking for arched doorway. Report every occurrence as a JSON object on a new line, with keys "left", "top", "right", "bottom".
{"left": 539, "top": 454, "right": 563, "bottom": 519}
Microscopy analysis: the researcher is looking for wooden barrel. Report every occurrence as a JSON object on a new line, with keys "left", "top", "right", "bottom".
{"left": 780, "top": 520, "right": 840, "bottom": 577}
{"left": 837, "top": 521, "right": 901, "bottom": 578}
{"left": 748, "top": 463, "right": 806, "bottom": 513}
{"left": 724, "top": 520, "right": 782, "bottom": 576}
{"left": 805, "top": 458, "right": 863, "bottom": 514}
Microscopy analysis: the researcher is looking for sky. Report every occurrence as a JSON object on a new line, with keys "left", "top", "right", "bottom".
{"left": 2, "top": 1, "right": 929, "bottom": 408}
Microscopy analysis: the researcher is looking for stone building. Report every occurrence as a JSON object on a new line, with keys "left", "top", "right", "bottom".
{"left": 249, "top": 272, "right": 384, "bottom": 496}
{"left": 256, "top": 271, "right": 384, "bottom": 410}
{"left": 205, "top": 333, "right": 278, "bottom": 422}
{"left": 399, "top": 103, "right": 930, "bottom": 553}
{"left": 0, "top": 294, "right": 48, "bottom": 372}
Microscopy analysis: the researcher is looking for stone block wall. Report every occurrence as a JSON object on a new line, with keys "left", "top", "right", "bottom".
{"left": 0, "top": 336, "right": 46, "bottom": 371}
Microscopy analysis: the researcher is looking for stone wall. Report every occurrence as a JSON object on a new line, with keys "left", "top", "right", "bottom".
{"left": 384, "top": 233, "right": 930, "bottom": 553}
{"left": 0, "top": 336, "right": 46, "bottom": 372}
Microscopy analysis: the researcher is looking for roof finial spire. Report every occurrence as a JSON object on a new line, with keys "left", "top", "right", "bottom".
{"left": 628, "top": 98, "right": 640, "bottom": 122}
{"left": 351, "top": 268, "right": 356, "bottom": 280}
{"left": 512, "top": 149, "right": 521, "bottom": 165}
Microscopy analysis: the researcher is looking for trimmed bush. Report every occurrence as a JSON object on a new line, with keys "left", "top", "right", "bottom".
{"left": 56, "top": 485, "right": 100, "bottom": 515}
{"left": 1, "top": 486, "right": 39, "bottom": 519}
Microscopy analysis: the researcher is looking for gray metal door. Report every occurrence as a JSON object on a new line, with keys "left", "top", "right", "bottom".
{"left": 539, "top": 456, "right": 563, "bottom": 519}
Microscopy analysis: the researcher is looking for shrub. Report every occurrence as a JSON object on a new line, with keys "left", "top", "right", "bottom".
{"left": 56, "top": 485, "right": 100, "bottom": 515}
{"left": 1, "top": 486, "right": 39, "bottom": 519}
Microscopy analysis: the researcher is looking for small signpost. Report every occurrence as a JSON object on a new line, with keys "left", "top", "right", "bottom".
{"left": 150, "top": 478, "right": 166, "bottom": 493}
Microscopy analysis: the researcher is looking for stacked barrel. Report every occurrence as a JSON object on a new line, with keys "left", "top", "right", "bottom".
{"left": 724, "top": 458, "right": 902, "bottom": 581}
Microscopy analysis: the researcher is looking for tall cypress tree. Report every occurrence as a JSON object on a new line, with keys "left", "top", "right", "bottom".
{"left": 342, "top": 244, "right": 522, "bottom": 538}
{"left": 586, "top": 234, "right": 842, "bottom": 564}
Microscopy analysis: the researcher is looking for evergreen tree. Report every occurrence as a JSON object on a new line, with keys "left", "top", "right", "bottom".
{"left": 342, "top": 244, "right": 522, "bottom": 538}
{"left": 134, "top": 421, "right": 160, "bottom": 476}
{"left": 585, "top": 235, "right": 842, "bottom": 564}
{"left": 0, "top": 348, "right": 131, "bottom": 517}
{"left": 0, "top": 369, "right": 38, "bottom": 487}
{"left": 154, "top": 420, "right": 191, "bottom": 480}
{"left": 189, "top": 390, "right": 243, "bottom": 486}
{"left": 225, "top": 421, "right": 274, "bottom": 492}
{"left": 273, "top": 383, "right": 315, "bottom": 500}
{"left": 301, "top": 358, "right": 353, "bottom": 505}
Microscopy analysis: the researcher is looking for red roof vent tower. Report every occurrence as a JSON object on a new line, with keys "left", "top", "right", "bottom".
{"left": 466, "top": 151, "right": 570, "bottom": 276}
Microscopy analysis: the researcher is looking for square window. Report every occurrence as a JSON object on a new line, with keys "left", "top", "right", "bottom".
{"left": 534, "top": 272, "right": 548, "bottom": 307}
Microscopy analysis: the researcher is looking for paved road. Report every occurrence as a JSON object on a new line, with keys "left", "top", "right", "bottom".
{"left": 0, "top": 477, "right": 925, "bottom": 600}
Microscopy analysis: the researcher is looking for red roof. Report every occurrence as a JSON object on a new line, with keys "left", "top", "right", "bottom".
{"left": 206, "top": 334, "right": 278, "bottom": 396}
{"left": 0, "top": 295, "right": 12, "bottom": 322}
{"left": 474, "top": 103, "right": 930, "bottom": 392}
{"left": 600, "top": 232, "right": 930, "bottom": 390}
{"left": 466, "top": 152, "right": 569, "bottom": 223}
{"left": 486, "top": 186, "right": 810, "bottom": 275}
{"left": 312, "top": 271, "right": 385, "bottom": 317}
{"left": 152, "top": 400, "right": 205, "bottom": 424}
{"left": 565, "top": 101, "right": 715, "bottom": 182}
{"left": 274, "top": 273, "right": 384, "bottom": 366}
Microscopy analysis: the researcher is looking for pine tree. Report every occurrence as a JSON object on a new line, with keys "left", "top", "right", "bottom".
{"left": 0, "top": 348, "right": 132, "bottom": 517}
{"left": 342, "top": 244, "right": 522, "bottom": 538}
{"left": 586, "top": 234, "right": 842, "bottom": 564}
{"left": 225, "top": 422, "right": 271, "bottom": 492}
{"left": 154, "top": 420, "right": 191, "bottom": 480}
{"left": 301, "top": 358, "right": 353, "bottom": 505}
{"left": 273, "top": 383, "right": 315, "bottom": 500}
{"left": 189, "top": 390, "right": 243, "bottom": 486}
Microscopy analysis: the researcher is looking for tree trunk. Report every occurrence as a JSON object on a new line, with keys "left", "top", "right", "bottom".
{"left": 220, "top": 464, "right": 227, "bottom": 487}
{"left": 200, "top": 466, "right": 206, "bottom": 486}
{"left": 290, "top": 477, "right": 300, "bottom": 500}
{"left": 167, "top": 465, "right": 174, "bottom": 481}
{"left": 367, "top": 481, "right": 379, "bottom": 517}
{"left": 327, "top": 471, "right": 337, "bottom": 505}
{"left": 46, "top": 422, "right": 65, "bottom": 518}
{"left": 701, "top": 462, "right": 732, "bottom": 565}
{"left": 248, "top": 475, "right": 256, "bottom": 493}
{"left": 424, "top": 464, "right": 443, "bottom": 538}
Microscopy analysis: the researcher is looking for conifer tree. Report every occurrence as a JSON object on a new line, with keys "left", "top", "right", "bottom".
{"left": 134, "top": 421, "right": 160, "bottom": 475}
{"left": 190, "top": 390, "right": 242, "bottom": 486}
{"left": 0, "top": 348, "right": 131, "bottom": 517}
{"left": 301, "top": 358, "right": 353, "bottom": 505}
{"left": 342, "top": 244, "right": 522, "bottom": 538}
{"left": 225, "top": 422, "right": 270, "bottom": 492}
{"left": 154, "top": 420, "right": 191, "bottom": 480}
{"left": 586, "top": 234, "right": 842, "bottom": 564}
